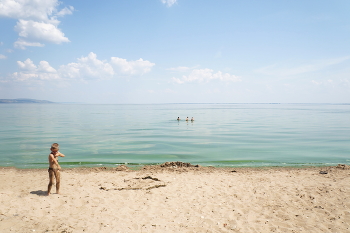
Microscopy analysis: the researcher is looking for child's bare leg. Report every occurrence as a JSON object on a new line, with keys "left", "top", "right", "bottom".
{"left": 55, "top": 170, "right": 61, "bottom": 194}
{"left": 47, "top": 170, "right": 54, "bottom": 195}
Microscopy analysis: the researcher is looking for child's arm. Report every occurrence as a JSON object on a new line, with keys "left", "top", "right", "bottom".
{"left": 58, "top": 152, "right": 65, "bottom": 157}
{"left": 49, "top": 153, "right": 61, "bottom": 169}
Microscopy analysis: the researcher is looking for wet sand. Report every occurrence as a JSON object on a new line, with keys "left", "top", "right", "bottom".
{"left": 0, "top": 163, "right": 349, "bottom": 232}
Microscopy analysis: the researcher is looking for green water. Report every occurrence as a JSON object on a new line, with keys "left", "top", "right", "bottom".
{"left": 0, "top": 103, "right": 349, "bottom": 168}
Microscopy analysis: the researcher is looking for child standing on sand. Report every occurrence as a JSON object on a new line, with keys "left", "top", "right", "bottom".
{"left": 47, "top": 143, "right": 65, "bottom": 196}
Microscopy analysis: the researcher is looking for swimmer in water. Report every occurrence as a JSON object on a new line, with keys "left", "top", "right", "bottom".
{"left": 191, "top": 117, "right": 194, "bottom": 121}
{"left": 186, "top": 117, "right": 189, "bottom": 121}
{"left": 177, "top": 117, "right": 180, "bottom": 120}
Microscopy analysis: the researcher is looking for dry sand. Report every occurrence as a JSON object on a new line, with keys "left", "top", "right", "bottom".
{"left": 0, "top": 163, "right": 350, "bottom": 233}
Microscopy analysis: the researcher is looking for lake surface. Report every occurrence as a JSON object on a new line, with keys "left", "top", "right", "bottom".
{"left": 0, "top": 103, "right": 349, "bottom": 168}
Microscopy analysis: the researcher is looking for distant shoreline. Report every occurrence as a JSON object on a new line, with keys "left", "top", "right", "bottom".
{"left": 0, "top": 98, "right": 54, "bottom": 104}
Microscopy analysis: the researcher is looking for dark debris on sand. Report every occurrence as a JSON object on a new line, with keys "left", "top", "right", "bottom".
{"left": 137, "top": 161, "right": 224, "bottom": 173}
{"left": 160, "top": 161, "right": 200, "bottom": 168}
{"left": 115, "top": 165, "right": 129, "bottom": 171}
{"left": 336, "top": 164, "right": 350, "bottom": 170}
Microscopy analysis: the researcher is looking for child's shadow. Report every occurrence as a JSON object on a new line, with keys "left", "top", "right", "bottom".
{"left": 30, "top": 190, "right": 47, "bottom": 196}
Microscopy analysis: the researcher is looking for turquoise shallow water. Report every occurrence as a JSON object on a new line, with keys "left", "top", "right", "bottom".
{"left": 0, "top": 103, "right": 349, "bottom": 168}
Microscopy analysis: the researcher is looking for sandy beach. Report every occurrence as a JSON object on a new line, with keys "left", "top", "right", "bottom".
{"left": 0, "top": 163, "right": 349, "bottom": 233}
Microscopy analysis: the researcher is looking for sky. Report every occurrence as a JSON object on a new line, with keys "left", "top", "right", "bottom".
{"left": 0, "top": 0, "right": 350, "bottom": 104}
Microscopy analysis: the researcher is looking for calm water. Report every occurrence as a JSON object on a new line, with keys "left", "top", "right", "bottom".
{"left": 0, "top": 103, "right": 349, "bottom": 168}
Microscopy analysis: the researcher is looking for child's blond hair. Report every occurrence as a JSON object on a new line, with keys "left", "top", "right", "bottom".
{"left": 51, "top": 143, "right": 59, "bottom": 150}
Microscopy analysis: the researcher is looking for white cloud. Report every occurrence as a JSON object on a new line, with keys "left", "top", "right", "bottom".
{"left": 110, "top": 57, "right": 155, "bottom": 75}
{"left": 171, "top": 68, "right": 241, "bottom": 84}
{"left": 17, "top": 58, "right": 37, "bottom": 70}
{"left": 59, "top": 52, "right": 114, "bottom": 80}
{"left": 161, "top": 0, "right": 177, "bottom": 7}
{"left": 0, "top": 54, "right": 7, "bottom": 59}
{"left": 0, "top": 0, "right": 73, "bottom": 21}
{"left": 0, "top": 0, "right": 56, "bottom": 21}
{"left": 38, "top": 60, "right": 57, "bottom": 73}
{"left": 12, "top": 58, "right": 60, "bottom": 81}
{"left": 14, "top": 20, "right": 69, "bottom": 44}
{"left": 10, "top": 53, "right": 155, "bottom": 82}
{"left": 0, "top": 0, "right": 73, "bottom": 49}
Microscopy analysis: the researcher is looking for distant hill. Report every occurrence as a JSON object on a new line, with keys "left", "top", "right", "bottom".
{"left": 0, "top": 98, "right": 55, "bottom": 103}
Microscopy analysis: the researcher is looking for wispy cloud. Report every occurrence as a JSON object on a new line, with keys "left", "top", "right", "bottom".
{"left": 340, "top": 78, "right": 350, "bottom": 88}
{"left": 167, "top": 66, "right": 191, "bottom": 72}
{"left": 0, "top": 0, "right": 73, "bottom": 49}
{"left": 171, "top": 68, "right": 241, "bottom": 84}
{"left": 161, "top": 0, "right": 177, "bottom": 7}
{"left": 0, "top": 54, "right": 7, "bottom": 59}
{"left": 311, "top": 79, "right": 334, "bottom": 86}
{"left": 13, "top": 39, "right": 45, "bottom": 49}
{"left": 255, "top": 56, "right": 350, "bottom": 76}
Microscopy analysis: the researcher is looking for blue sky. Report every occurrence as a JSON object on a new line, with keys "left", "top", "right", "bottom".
{"left": 0, "top": 0, "right": 349, "bottom": 103}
